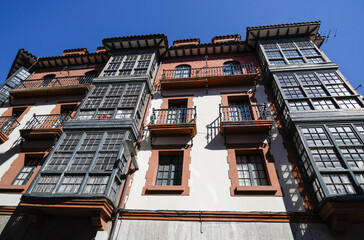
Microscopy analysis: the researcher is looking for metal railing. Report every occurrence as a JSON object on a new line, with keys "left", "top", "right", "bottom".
{"left": 220, "top": 104, "right": 272, "bottom": 122}
{"left": 0, "top": 116, "right": 19, "bottom": 135}
{"left": 150, "top": 107, "right": 196, "bottom": 125}
{"left": 23, "top": 113, "right": 72, "bottom": 130}
{"left": 161, "top": 64, "right": 256, "bottom": 79}
{"left": 17, "top": 75, "right": 94, "bottom": 89}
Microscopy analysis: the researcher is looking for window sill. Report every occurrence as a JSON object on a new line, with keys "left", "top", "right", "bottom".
{"left": 234, "top": 186, "right": 278, "bottom": 196}
{"left": 145, "top": 185, "right": 185, "bottom": 194}
{"left": 0, "top": 185, "right": 26, "bottom": 193}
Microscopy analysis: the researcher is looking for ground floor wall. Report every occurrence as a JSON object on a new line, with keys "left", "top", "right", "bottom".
{"left": 114, "top": 219, "right": 364, "bottom": 240}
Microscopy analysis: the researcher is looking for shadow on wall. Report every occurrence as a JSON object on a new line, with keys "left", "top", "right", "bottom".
{"left": 0, "top": 210, "right": 97, "bottom": 240}
{"left": 0, "top": 142, "right": 21, "bottom": 166}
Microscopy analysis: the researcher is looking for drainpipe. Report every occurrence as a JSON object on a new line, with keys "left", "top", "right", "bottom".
{"left": 108, "top": 169, "right": 132, "bottom": 240}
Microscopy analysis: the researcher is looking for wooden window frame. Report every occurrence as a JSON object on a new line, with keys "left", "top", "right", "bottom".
{"left": 227, "top": 146, "right": 282, "bottom": 196}
{"left": 143, "top": 148, "right": 191, "bottom": 195}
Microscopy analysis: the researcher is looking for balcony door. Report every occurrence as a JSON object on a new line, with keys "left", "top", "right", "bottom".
{"left": 229, "top": 100, "right": 252, "bottom": 121}
{"left": 167, "top": 100, "right": 187, "bottom": 124}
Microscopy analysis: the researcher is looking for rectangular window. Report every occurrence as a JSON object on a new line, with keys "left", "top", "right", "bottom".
{"left": 68, "top": 152, "right": 94, "bottom": 171}
{"left": 304, "top": 86, "right": 328, "bottom": 97}
{"left": 301, "top": 127, "right": 331, "bottom": 146}
{"left": 155, "top": 154, "right": 183, "bottom": 186}
{"left": 57, "top": 175, "right": 83, "bottom": 193}
{"left": 322, "top": 174, "right": 356, "bottom": 196}
{"left": 93, "top": 152, "right": 118, "bottom": 171}
{"left": 115, "top": 109, "right": 133, "bottom": 119}
{"left": 84, "top": 175, "right": 109, "bottom": 194}
{"left": 276, "top": 75, "right": 298, "bottom": 86}
{"left": 79, "top": 133, "right": 103, "bottom": 151}
{"left": 236, "top": 154, "right": 268, "bottom": 186}
{"left": 337, "top": 98, "right": 361, "bottom": 109}
{"left": 296, "top": 41, "right": 313, "bottom": 48}
{"left": 119, "top": 96, "right": 138, "bottom": 107}
{"left": 58, "top": 133, "right": 82, "bottom": 151}
{"left": 300, "top": 48, "right": 319, "bottom": 57}
{"left": 137, "top": 61, "right": 150, "bottom": 68}
{"left": 307, "top": 57, "right": 324, "bottom": 63}
{"left": 262, "top": 44, "right": 278, "bottom": 50}
{"left": 266, "top": 51, "right": 283, "bottom": 59}
{"left": 282, "top": 87, "right": 305, "bottom": 98}
{"left": 312, "top": 99, "right": 337, "bottom": 110}
{"left": 283, "top": 50, "right": 301, "bottom": 58}
{"left": 279, "top": 42, "right": 295, "bottom": 49}
{"left": 328, "top": 126, "right": 361, "bottom": 145}
{"left": 32, "top": 175, "right": 60, "bottom": 193}
{"left": 102, "top": 132, "right": 124, "bottom": 150}
{"left": 289, "top": 100, "right": 313, "bottom": 111}
{"left": 326, "top": 85, "right": 351, "bottom": 96}
{"left": 340, "top": 147, "right": 364, "bottom": 169}
{"left": 297, "top": 73, "right": 320, "bottom": 85}
{"left": 103, "top": 71, "right": 116, "bottom": 77}
{"left": 318, "top": 72, "right": 342, "bottom": 84}
{"left": 83, "top": 98, "right": 102, "bottom": 109}
{"left": 311, "top": 148, "right": 342, "bottom": 169}
{"left": 288, "top": 58, "right": 305, "bottom": 65}
{"left": 119, "top": 70, "right": 132, "bottom": 76}
{"left": 44, "top": 153, "right": 72, "bottom": 171}
{"left": 355, "top": 174, "right": 364, "bottom": 190}
{"left": 101, "top": 97, "right": 120, "bottom": 108}
{"left": 90, "top": 85, "right": 108, "bottom": 97}
{"left": 270, "top": 59, "right": 286, "bottom": 65}
{"left": 77, "top": 110, "right": 95, "bottom": 120}
{"left": 12, "top": 157, "right": 38, "bottom": 185}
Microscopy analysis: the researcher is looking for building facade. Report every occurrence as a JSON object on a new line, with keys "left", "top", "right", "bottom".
{"left": 0, "top": 21, "right": 364, "bottom": 240}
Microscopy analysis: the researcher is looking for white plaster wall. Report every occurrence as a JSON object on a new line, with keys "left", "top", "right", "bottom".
{"left": 126, "top": 85, "right": 305, "bottom": 212}
{"left": 0, "top": 104, "right": 56, "bottom": 206}
{"left": 115, "top": 220, "right": 364, "bottom": 240}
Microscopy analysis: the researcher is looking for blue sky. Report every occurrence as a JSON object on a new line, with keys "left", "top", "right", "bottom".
{"left": 0, "top": 0, "right": 363, "bottom": 94}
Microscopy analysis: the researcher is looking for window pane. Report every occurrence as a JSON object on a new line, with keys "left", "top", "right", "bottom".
{"left": 155, "top": 154, "right": 183, "bottom": 186}
{"left": 322, "top": 174, "right": 356, "bottom": 196}
{"left": 57, "top": 175, "right": 83, "bottom": 193}
{"left": 277, "top": 75, "right": 297, "bottom": 86}
{"left": 79, "top": 133, "right": 103, "bottom": 151}
{"left": 340, "top": 147, "right": 364, "bottom": 168}
{"left": 318, "top": 72, "right": 342, "bottom": 84}
{"left": 84, "top": 175, "right": 109, "bottom": 194}
{"left": 32, "top": 175, "right": 60, "bottom": 193}
{"left": 289, "top": 100, "right": 313, "bottom": 111}
{"left": 236, "top": 154, "right": 267, "bottom": 186}
{"left": 301, "top": 127, "right": 331, "bottom": 146}
{"left": 328, "top": 126, "right": 361, "bottom": 145}
{"left": 312, "top": 99, "right": 337, "bottom": 110}
{"left": 68, "top": 152, "right": 94, "bottom": 171}
{"left": 297, "top": 73, "right": 320, "bottom": 85}
{"left": 44, "top": 153, "right": 72, "bottom": 171}
{"left": 300, "top": 48, "right": 319, "bottom": 57}
{"left": 337, "top": 98, "right": 361, "bottom": 109}
{"left": 311, "top": 148, "right": 342, "bottom": 168}
{"left": 282, "top": 87, "right": 305, "bottom": 98}
{"left": 58, "top": 133, "right": 82, "bottom": 151}
{"left": 304, "top": 86, "right": 328, "bottom": 97}
{"left": 93, "top": 152, "right": 118, "bottom": 171}
{"left": 326, "top": 85, "right": 351, "bottom": 96}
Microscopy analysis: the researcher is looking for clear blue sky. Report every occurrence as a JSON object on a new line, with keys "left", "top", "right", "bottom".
{"left": 0, "top": 0, "right": 363, "bottom": 94}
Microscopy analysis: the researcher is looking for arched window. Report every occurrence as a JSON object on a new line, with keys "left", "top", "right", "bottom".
{"left": 174, "top": 65, "right": 191, "bottom": 78}
{"left": 223, "top": 61, "right": 242, "bottom": 75}
{"left": 41, "top": 74, "right": 56, "bottom": 87}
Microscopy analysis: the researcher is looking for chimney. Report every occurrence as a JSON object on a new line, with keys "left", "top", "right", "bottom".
{"left": 96, "top": 46, "right": 107, "bottom": 54}
{"left": 62, "top": 48, "right": 89, "bottom": 56}
{"left": 173, "top": 38, "right": 200, "bottom": 47}
{"left": 212, "top": 34, "right": 241, "bottom": 44}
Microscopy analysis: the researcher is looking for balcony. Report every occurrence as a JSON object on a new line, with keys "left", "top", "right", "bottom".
{"left": 9, "top": 75, "right": 94, "bottom": 99}
{"left": 219, "top": 104, "right": 273, "bottom": 135}
{"left": 0, "top": 116, "right": 19, "bottom": 143}
{"left": 148, "top": 107, "right": 197, "bottom": 137}
{"left": 160, "top": 64, "right": 257, "bottom": 91}
{"left": 20, "top": 113, "right": 72, "bottom": 140}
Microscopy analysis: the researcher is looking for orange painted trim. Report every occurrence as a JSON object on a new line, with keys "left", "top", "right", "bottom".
{"left": 119, "top": 210, "right": 321, "bottom": 223}
{"left": 0, "top": 206, "right": 17, "bottom": 215}
{"left": 227, "top": 147, "right": 282, "bottom": 197}
{"left": 19, "top": 198, "right": 114, "bottom": 230}
{"left": 0, "top": 131, "right": 9, "bottom": 143}
{"left": 143, "top": 148, "right": 191, "bottom": 196}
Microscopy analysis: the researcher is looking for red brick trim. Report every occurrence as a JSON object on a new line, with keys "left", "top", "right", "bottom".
{"left": 227, "top": 147, "right": 282, "bottom": 196}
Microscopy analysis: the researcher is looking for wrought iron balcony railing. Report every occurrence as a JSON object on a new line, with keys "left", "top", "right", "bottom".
{"left": 150, "top": 107, "right": 196, "bottom": 125}
{"left": 23, "top": 113, "right": 72, "bottom": 130}
{"left": 0, "top": 116, "right": 19, "bottom": 135}
{"left": 161, "top": 64, "right": 256, "bottom": 79}
{"left": 220, "top": 104, "right": 272, "bottom": 122}
{"left": 17, "top": 75, "right": 94, "bottom": 89}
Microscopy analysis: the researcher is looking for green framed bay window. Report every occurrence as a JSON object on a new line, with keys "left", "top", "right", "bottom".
{"left": 27, "top": 130, "right": 135, "bottom": 203}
